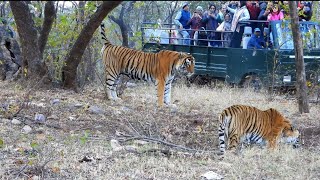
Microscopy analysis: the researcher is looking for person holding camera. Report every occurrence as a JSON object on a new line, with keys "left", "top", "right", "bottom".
{"left": 246, "top": 1, "right": 261, "bottom": 31}
{"left": 298, "top": 1, "right": 312, "bottom": 21}
{"left": 267, "top": 3, "right": 284, "bottom": 21}
{"left": 202, "top": 4, "right": 220, "bottom": 47}
{"left": 187, "top": 6, "right": 204, "bottom": 45}
{"left": 246, "top": 1, "right": 261, "bottom": 20}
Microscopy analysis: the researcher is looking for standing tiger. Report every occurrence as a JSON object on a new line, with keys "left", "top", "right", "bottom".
{"left": 100, "top": 23, "right": 195, "bottom": 107}
{"left": 218, "top": 105, "right": 300, "bottom": 155}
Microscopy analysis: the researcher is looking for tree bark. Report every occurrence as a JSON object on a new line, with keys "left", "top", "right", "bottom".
{"left": 62, "top": 1, "right": 122, "bottom": 90}
{"left": 288, "top": 1, "right": 309, "bottom": 113}
{"left": 38, "top": 1, "right": 56, "bottom": 58}
{"left": 10, "top": 1, "right": 47, "bottom": 80}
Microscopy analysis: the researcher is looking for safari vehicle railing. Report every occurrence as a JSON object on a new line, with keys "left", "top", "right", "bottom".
{"left": 141, "top": 20, "right": 320, "bottom": 90}
{"left": 141, "top": 22, "right": 234, "bottom": 46}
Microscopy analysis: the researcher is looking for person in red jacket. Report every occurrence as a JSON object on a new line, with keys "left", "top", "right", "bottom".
{"left": 246, "top": 1, "right": 261, "bottom": 30}
{"left": 187, "top": 6, "right": 204, "bottom": 45}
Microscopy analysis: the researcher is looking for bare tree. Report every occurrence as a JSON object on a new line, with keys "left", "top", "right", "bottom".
{"left": 62, "top": 1, "right": 122, "bottom": 90}
{"left": 10, "top": 1, "right": 56, "bottom": 81}
{"left": 163, "top": 1, "right": 179, "bottom": 25}
{"left": 109, "top": 1, "right": 136, "bottom": 47}
{"left": 288, "top": 1, "right": 309, "bottom": 113}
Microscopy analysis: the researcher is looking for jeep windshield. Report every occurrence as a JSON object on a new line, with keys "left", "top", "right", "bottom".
{"left": 271, "top": 20, "right": 320, "bottom": 50}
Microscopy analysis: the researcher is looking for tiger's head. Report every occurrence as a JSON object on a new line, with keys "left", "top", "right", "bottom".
{"left": 281, "top": 124, "right": 300, "bottom": 148}
{"left": 177, "top": 52, "right": 195, "bottom": 77}
{"left": 269, "top": 108, "right": 300, "bottom": 148}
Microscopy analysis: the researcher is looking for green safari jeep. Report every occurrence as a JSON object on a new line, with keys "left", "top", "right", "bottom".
{"left": 141, "top": 20, "right": 320, "bottom": 90}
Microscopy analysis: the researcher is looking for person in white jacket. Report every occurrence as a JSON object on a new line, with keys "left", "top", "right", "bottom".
{"left": 226, "top": 1, "right": 250, "bottom": 48}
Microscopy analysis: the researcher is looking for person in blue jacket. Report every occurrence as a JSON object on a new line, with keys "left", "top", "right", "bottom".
{"left": 174, "top": 2, "right": 191, "bottom": 45}
{"left": 247, "top": 28, "right": 265, "bottom": 49}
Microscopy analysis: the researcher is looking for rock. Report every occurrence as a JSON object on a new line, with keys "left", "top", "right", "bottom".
{"left": 11, "top": 118, "right": 21, "bottom": 125}
{"left": 22, "top": 125, "right": 32, "bottom": 134}
{"left": 88, "top": 106, "right": 105, "bottom": 114}
{"left": 121, "top": 106, "right": 131, "bottom": 112}
{"left": 32, "top": 175, "right": 40, "bottom": 180}
{"left": 126, "top": 82, "right": 137, "bottom": 88}
{"left": 69, "top": 116, "right": 77, "bottom": 121}
{"left": 114, "top": 110, "right": 122, "bottom": 115}
{"left": 47, "top": 115, "right": 59, "bottom": 120}
{"left": 51, "top": 99, "right": 60, "bottom": 105}
{"left": 200, "top": 171, "right": 223, "bottom": 180}
{"left": 191, "top": 109, "right": 200, "bottom": 114}
{"left": 34, "top": 114, "right": 46, "bottom": 124}
{"left": 134, "top": 140, "right": 149, "bottom": 146}
{"left": 34, "top": 102, "right": 46, "bottom": 108}
{"left": 0, "top": 103, "right": 9, "bottom": 111}
{"left": 124, "top": 145, "right": 138, "bottom": 152}
{"left": 74, "top": 103, "right": 83, "bottom": 108}
{"left": 169, "top": 104, "right": 178, "bottom": 113}
{"left": 110, "top": 139, "right": 123, "bottom": 151}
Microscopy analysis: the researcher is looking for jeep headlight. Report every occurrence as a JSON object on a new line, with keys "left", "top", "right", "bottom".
{"left": 283, "top": 75, "right": 291, "bottom": 83}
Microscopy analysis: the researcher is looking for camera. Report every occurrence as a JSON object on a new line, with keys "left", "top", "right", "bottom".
{"left": 228, "top": 2, "right": 238, "bottom": 9}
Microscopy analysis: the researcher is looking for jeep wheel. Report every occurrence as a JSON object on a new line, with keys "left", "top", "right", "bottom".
{"left": 243, "top": 75, "right": 262, "bottom": 92}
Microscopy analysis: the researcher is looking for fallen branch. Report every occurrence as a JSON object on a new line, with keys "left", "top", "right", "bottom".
{"left": 13, "top": 164, "right": 28, "bottom": 179}
{"left": 118, "top": 134, "right": 217, "bottom": 154}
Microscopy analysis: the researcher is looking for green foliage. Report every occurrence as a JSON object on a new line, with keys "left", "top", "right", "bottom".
{"left": 85, "top": 1, "right": 96, "bottom": 14}
{"left": 79, "top": 130, "right": 90, "bottom": 145}
{"left": 0, "top": 138, "right": 4, "bottom": 148}
{"left": 45, "top": 10, "right": 79, "bottom": 81}
{"left": 30, "top": 141, "right": 39, "bottom": 150}
{"left": 134, "top": 1, "right": 145, "bottom": 9}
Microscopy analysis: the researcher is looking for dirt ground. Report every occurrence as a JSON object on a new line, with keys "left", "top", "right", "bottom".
{"left": 0, "top": 80, "right": 319, "bottom": 179}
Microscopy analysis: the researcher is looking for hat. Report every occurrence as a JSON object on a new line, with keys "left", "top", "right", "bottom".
{"left": 254, "top": 28, "right": 261, "bottom": 32}
{"left": 196, "top": 6, "right": 203, "bottom": 13}
{"left": 182, "top": 2, "right": 189, "bottom": 9}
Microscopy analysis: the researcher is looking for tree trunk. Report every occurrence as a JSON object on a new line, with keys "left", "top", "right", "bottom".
{"left": 62, "top": 1, "right": 122, "bottom": 90}
{"left": 108, "top": 2, "right": 135, "bottom": 48}
{"left": 10, "top": 1, "right": 47, "bottom": 80}
{"left": 38, "top": 1, "right": 56, "bottom": 59}
{"left": 0, "top": 1, "right": 6, "bottom": 17}
{"left": 288, "top": 1, "right": 309, "bottom": 113}
{"left": 109, "top": 15, "right": 130, "bottom": 47}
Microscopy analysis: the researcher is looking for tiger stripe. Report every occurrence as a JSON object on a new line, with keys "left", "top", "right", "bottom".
{"left": 100, "top": 23, "right": 195, "bottom": 106}
{"left": 218, "top": 105, "right": 300, "bottom": 155}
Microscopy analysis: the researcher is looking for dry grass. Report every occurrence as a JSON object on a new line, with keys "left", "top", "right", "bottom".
{"left": 0, "top": 80, "right": 319, "bottom": 180}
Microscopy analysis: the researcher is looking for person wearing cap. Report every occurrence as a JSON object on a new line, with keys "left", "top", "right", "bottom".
{"left": 174, "top": 2, "right": 191, "bottom": 45}
{"left": 247, "top": 28, "right": 265, "bottom": 49}
{"left": 263, "top": 27, "right": 273, "bottom": 49}
{"left": 187, "top": 6, "right": 204, "bottom": 45}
